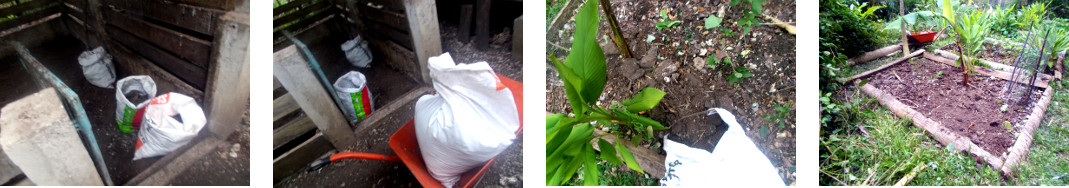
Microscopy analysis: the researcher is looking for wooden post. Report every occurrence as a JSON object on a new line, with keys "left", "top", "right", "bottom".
{"left": 459, "top": 4, "right": 473, "bottom": 43}
{"left": 475, "top": 0, "right": 490, "bottom": 50}
{"left": 404, "top": 0, "right": 442, "bottom": 84}
{"left": 512, "top": 16, "right": 523, "bottom": 59}
{"left": 899, "top": 0, "right": 910, "bottom": 55}
{"left": 204, "top": 11, "right": 250, "bottom": 139}
{"left": 548, "top": 0, "right": 581, "bottom": 38}
{"left": 274, "top": 46, "right": 356, "bottom": 149}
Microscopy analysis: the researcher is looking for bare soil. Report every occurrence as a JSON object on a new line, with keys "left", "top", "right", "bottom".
{"left": 938, "top": 42, "right": 1022, "bottom": 65}
{"left": 866, "top": 58, "right": 1044, "bottom": 155}
{"left": 547, "top": 0, "right": 796, "bottom": 184}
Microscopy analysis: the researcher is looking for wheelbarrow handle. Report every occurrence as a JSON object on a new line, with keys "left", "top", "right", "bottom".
{"left": 305, "top": 152, "right": 401, "bottom": 172}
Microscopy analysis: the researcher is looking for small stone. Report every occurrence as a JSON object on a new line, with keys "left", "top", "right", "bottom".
{"left": 639, "top": 48, "right": 658, "bottom": 68}
{"left": 694, "top": 57, "right": 706, "bottom": 70}
{"left": 700, "top": 49, "right": 708, "bottom": 56}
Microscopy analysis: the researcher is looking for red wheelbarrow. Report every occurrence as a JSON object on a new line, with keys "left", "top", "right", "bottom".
{"left": 908, "top": 26, "right": 949, "bottom": 44}
{"left": 307, "top": 74, "right": 523, "bottom": 188}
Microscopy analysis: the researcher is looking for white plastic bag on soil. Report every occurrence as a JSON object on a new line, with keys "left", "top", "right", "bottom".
{"left": 341, "top": 35, "right": 372, "bottom": 68}
{"left": 414, "top": 53, "right": 519, "bottom": 187}
{"left": 115, "top": 75, "right": 156, "bottom": 134}
{"left": 333, "top": 71, "right": 374, "bottom": 124}
{"left": 78, "top": 46, "right": 116, "bottom": 88}
{"left": 133, "top": 93, "right": 206, "bottom": 160}
{"left": 660, "top": 108, "right": 783, "bottom": 186}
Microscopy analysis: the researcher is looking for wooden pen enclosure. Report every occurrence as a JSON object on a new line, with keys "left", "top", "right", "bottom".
{"left": 0, "top": 0, "right": 249, "bottom": 185}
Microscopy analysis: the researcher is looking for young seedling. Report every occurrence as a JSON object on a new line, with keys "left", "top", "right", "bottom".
{"left": 656, "top": 8, "right": 682, "bottom": 32}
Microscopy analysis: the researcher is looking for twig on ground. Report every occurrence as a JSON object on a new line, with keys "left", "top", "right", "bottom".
{"left": 820, "top": 170, "right": 849, "bottom": 186}
{"left": 547, "top": 41, "right": 571, "bottom": 52}
{"left": 762, "top": 14, "right": 795, "bottom": 35}
{"left": 893, "top": 163, "right": 928, "bottom": 186}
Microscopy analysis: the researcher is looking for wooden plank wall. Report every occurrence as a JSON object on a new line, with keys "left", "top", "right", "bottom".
{"left": 335, "top": 0, "right": 440, "bottom": 84}
{"left": 101, "top": 0, "right": 221, "bottom": 91}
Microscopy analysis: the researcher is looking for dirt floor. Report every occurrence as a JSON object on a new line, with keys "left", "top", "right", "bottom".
{"left": 0, "top": 35, "right": 250, "bottom": 185}
{"left": 547, "top": 0, "right": 796, "bottom": 184}
{"left": 171, "top": 106, "right": 250, "bottom": 186}
{"left": 867, "top": 58, "right": 1043, "bottom": 156}
{"left": 277, "top": 21, "right": 523, "bottom": 187}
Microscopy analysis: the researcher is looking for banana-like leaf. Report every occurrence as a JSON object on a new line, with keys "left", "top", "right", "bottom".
{"left": 619, "top": 87, "right": 666, "bottom": 113}
{"left": 564, "top": 0, "right": 607, "bottom": 105}
{"left": 582, "top": 145, "right": 599, "bottom": 185}
{"left": 550, "top": 55, "right": 587, "bottom": 115}
{"left": 616, "top": 142, "right": 644, "bottom": 174}
{"left": 598, "top": 138, "right": 624, "bottom": 165}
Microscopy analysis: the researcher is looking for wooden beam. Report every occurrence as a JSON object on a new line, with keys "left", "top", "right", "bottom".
{"left": 364, "top": 0, "right": 405, "bottom": 13}
{"left": 106, "top": 40, "right": 205, "bottom": 103}
{"left": 272, "top": 0, "right": 313, "bottom": 15}
{"left": 354, "top": 87, "right": 431, "bottom": 136}
{"left": 103, "top": 8, "right": 212, "bottom": 67}
{"left": 354, "top": 3, "right": 408, "bottom": 33}
{"left": 272, "top": 9, "right": 334, "bottom": 40}
{"left": 204, "top": 11, "right": 250, "bottom": 139}
{"left": 547, "top": 0, "right": 580, "bottom": 37}
{"left": 0, "top": 0, "right": 56, "bottom": 18}
{"left": 126, "top": 136, "right": 224, "bottom": 185}
{"left": 60, "top": 0, "right": 85, "bottom": 10}
{"left": 106, "top": 25, "right": 207, "bottom": 89}
{"left": 512, "top": 16, "right": 522, "bottom": 59}
{"left": 924, "top": 52, "right": 1050, "bottom": 88}
{"left": 366, "top": 38, "right": 421, "bottom": 82}
{"left": 273, "top": 0, "right": 330, "bottom": 28}
{"left": 404, "top": 0, "right": 441, "bottom": 84}
{"left": 168, "top": 0, "right": 235, "bottom": 11}
{"left": 0, "top": 4, "right": 60, "bottom": 31}
{"left": 474, "top": 0, "right": 489, "bottom": 50}
{"left": 458, "top": 4, "right": 472, "bottom": 42}
{"left": 104, "top": 0, "right": 223, "bottom": 36}
{"left": 363, "top": 19, "right": 413, "bottom": 50}
{"left": 843, "top": 49, "right": 925, "bottom": 83}
{"left": 273, "top": 115, "right": 315, "bottom": 149}
{"left": 274, "top": 45, "right": 355, "bottom": 149}
{"left": 273, "top": 93, "right": 299, "bottom": 121}
{"left": 273, "top": 133, "right": 333, "bottom": 183}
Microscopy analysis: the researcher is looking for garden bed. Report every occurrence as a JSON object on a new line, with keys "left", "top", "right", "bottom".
{"left": 847, "top": 51, "right": 1054, "bottom": 175}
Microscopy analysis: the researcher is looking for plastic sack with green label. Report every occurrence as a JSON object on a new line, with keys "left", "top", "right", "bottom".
{"left": 333, "top": 71, "right": 374, "bottom": 124}
{"left": 114, "top": 75, "right": 156, "bottom": 133}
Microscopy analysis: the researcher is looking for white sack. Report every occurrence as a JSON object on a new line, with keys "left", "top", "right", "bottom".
{"left": 660, "top": 108, "right": 784, "bottom": 186}
{"left": 341, "top": 35, "right": 372, "bottom": 68}
{"left": 414, "top": 53, "right": 519, "bottom": 187}
{"left": 133, "top": 93, "right": 206, "bottom": 160}
{"left": 78, "top": 47, "right": 116, "bottom": 88}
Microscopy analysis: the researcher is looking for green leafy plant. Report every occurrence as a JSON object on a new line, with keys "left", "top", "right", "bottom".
{"left": 941, "top": 0, "right": 992, "bottom": 85}
{"left": 656, "top": 8, "right": 682, "bottom": 31}
{"left": 990, "top": 4, "right": 1019, "bottom": 37}
{"left": 727, "top": 66, "right": 753, "bottom": 85}
{"left": 762, "top": 100, "right": 793, "bottom": 129}
{"left": 1038, "top": 25, "right": 1069, "bottom": 68}
{"left": 1019, "top": 2, "right": 1048, "bottom": 30}
{"left": 847, "top": 2, "right": 884, "bottom": 20}
{"left": 729, "top": 0, "right": 764, "bottom": 36}
{"left": 547, "top": 0, "right": 667, "bottom": 185}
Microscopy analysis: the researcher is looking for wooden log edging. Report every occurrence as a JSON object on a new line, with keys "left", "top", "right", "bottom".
{"left": 1000, "top": 87, "right": 1054, "bottom": 175}
{"left": 859, "top": 83, "right": 1006, "bottom": 171}
{"left": 842, "top": 49, "right": 924, "bottom": 83}
{"left": 926, "top": 51, "right": 1051, "bottom": 88}
{"left": 847, "top": 44, "right": 903, "bottom": 65}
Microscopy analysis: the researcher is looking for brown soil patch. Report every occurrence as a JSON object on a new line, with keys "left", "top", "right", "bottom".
{"left": 866, "top": 58, "right": 1043, "bottom": 155}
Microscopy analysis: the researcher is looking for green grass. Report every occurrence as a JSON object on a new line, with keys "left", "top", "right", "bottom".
{"left": 547, "top": 0, "right": 567, "bottom": 26}
{"left": 821, "top": 78, "right": 1069, "bottom": 186}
